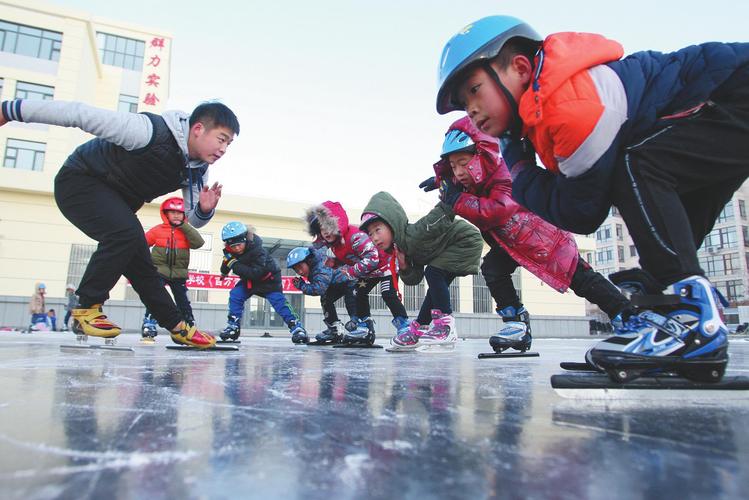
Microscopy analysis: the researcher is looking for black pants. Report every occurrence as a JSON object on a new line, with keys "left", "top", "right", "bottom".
{"left": 320, "top": 282, "right": 357, "bottom": 324}
{"left": 416, "top": 266, "right": 457, "bottom": 325}
{"left": 356, "top": 275, "right": 408, "bottom": 319}
{"left": 481, "top": 244, "right": 522, "bottom": 311}
{"left": 144, "top": 277, "right": 193, "bottom": 323}
{"left": 612, "top": 89, "right": 749, "bottom": 287}
{"left": 54, "top": 169, "right": 183, "bottom": 329}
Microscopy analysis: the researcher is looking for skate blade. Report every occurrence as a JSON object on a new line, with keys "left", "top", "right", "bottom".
{"left": 332, "top": 343, "right": 383, "bottom": 349}
{"left": 216, "top": 340, "right": 241, "bottom": 344}
{"left": 166, "top": 344, "right": 239, "bottom": 352}
{"left": 385, "top": 346, "right": 418, "bottom": 353}
{"left": 415, "top": 343, "right": 456, "bottom": 353}
{"left": 551, "top": 374, "right": 749, "bottom": 401}
{"left": 306, "top": 340, "right": 337, "bottom": 346}
{"left": 560, "top": 361, "right": 600, "bottom": 372}
{"left": 60, "top": 344, "right": 134, "bottom": 353}
{"left": 478, "top": 351, "right": 539, "bottom": 359}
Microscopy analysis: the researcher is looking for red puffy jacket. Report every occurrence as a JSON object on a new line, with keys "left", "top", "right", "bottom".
{"left": 305, "top": 201, "right": 388, "bottom": 278}
{"left": 435, "top": 117, "right": 578, "bottom": 292}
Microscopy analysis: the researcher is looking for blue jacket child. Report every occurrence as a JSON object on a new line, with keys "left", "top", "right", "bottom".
{"left": 220, "top": 222, "right": 307, "bottom": 343}
{"left": 286, "top": 246, "right": 356, "bottom": 343}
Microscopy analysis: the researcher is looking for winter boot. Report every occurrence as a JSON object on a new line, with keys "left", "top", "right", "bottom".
{"left": 489, "top": 305, "right": 532, "bottom": 353}
{"left": 71, "top": 305, "right": 121, "bottom": 338}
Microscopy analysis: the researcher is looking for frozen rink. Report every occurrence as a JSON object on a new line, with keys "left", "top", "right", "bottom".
{"left": 0, "top": 331, "right": 747, "bottom": 500}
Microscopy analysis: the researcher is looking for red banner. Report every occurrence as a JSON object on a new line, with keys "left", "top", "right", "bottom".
{"left": 184, "top": 272, "right": 301, "bottom": 293}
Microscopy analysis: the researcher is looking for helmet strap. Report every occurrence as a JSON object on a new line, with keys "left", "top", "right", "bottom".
{"left": 482, "top": 62, "right": 522, "bottom": 138}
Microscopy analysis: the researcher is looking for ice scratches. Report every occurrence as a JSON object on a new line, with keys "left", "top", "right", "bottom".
{"left": 0, "top": 433, "right": 198, "bottom": 478}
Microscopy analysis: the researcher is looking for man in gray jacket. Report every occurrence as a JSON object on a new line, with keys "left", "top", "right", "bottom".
{"left": 0, "top": 99, "right": 239, "bottom": 348}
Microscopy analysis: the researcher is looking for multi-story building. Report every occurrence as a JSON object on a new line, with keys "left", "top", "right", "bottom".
{"left": 587, "top": 182, "right": 749, "bottom": 328}
{"left": 0, "top": 0, "right": 594, "bottom": 336}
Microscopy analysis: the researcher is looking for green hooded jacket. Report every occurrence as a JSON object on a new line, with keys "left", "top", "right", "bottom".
{"left": 361, "top": 192, "right": 483, "bottom": 285}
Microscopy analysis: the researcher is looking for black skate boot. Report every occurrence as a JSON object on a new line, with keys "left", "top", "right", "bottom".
{"left": 314, "top": 321, "right": 343, "bottom": 344}
{"left": 220, "top": 314, "right": 241, "bottom": 341}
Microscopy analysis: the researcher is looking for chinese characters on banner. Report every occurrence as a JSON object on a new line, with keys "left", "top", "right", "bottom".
{"left": 184, "top": 272, "right": 302, "bottom": 293}
{"left": 139, "top": 36, "right": 170, "bottom": 111}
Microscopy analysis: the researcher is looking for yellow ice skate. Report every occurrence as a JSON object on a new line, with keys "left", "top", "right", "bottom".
{"left": 170, "top": 321, "right": 217, "bottom": 349}
{"left": 71, "top": 305, "right": 121, "bottom": 338}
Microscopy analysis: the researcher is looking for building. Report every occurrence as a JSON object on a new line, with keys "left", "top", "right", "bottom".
{"left": 586, "top": 182, "right": 749, "bottom": 328}
{"left": 0, "top": 0, "right": 594, "bottom": 336}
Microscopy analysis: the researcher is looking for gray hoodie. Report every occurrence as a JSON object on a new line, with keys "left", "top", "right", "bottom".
{"left": 2, "top": 99, "right": 214, "bottom": 227}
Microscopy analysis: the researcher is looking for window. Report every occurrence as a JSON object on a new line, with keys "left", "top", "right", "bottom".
{"left": 596, "top": 249, "right": 613, "bottom": 264}
{"left": 66, "top": 244, "right": 97, "bottom": 290}
{"left": 699, "top": 253, "right": 739, "bottom": 277}
{"left": 4, "top": 139, "right": 45, "bottom": 171}
{"left": 618, "top": 245, "right": 625, "bottom": 263}
{"left": 472, "top": 274, "right": 493, "bottom": 314}
{"left": 702, "top": 227, "right": 738, "bottom": 249}
{"left": 585, "top": 252, "right": 593, "bottom": 264}
{"left": 596, "top": 226, "right": 611, "bottom": 242}
{"left": 744, "top": 226, "right": 749, "bottom": 247}
{"left": 716, "top": 202, "right": 735, "bottom": 223}
{"left": 15, "top": 81, "right": 54, "bottom": 100}
{"left": 616, "top": 224, "right": 623, "bottom": 241}
{"left": 740, "top": 200, "right": 746, "bottom": 220}
{"left": 629, "top": 245, "right": 637, "bottom": 257}
{"left": 118, "top": 94, "right": 139, "bottom": 113}
{"left": 610, "top": 206, "right": 619, "bottom": 217}
{"left": 0, "top": 20, "right": 62, "bottom": 61}
{"left": 96, "top": 32, "right": 144, "bottom": 71}
{"left": 716, "top": 280, "right": 744, "bottom": 303}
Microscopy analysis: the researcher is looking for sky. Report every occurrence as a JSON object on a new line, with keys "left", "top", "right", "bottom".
{"left": 49, "top": 0, "right": 749, "bottom": 214}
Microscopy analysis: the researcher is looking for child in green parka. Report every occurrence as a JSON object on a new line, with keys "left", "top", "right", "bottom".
{"left": 359, "top": 191, "right": 483, "bottom": 351}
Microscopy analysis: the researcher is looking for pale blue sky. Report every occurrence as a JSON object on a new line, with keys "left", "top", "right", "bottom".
{"left": 51, "top": 0, "right": 749, "bottom": 213}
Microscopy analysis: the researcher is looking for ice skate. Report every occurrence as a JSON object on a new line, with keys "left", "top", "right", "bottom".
{"left": 585, "top": 276, "right": 729, "bottom": 384}
{"left": 386, "top": 318, "right": 425, "bottom": 353}
{"left": 417, "top": 310, "right": 457, "bottom": 352}
{"left": 140, "top": 314, "right": 158, "bottom": 344}
{"left": 219, "top": 314, "right": 241, "bottom": 342}
{"left": 60, "top": 305, "right": 132, "bottom": 352}
{"left": 339, "top": 317, "right": 379, "bottom": 347}
{"left": 479, "top": 306, "right": 539, "bottom": 359}
{"left": 289, "top": 321, "right": 309, "bottom": 344}
{"left": 308, "top": 321, "right": 343, "bottom": 346}
{"left": 170, "top": 321, "right": 217, "bottom": 349}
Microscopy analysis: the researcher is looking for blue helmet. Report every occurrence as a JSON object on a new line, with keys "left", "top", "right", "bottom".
{"left": 221, "top": 221, "right": 248, "bottom": 244}
{"left": 286, "top": 247, "right": 311, "bottom": 268}
{"left": 436, "top": 16, "right": 541, "bottom": 114}
{"left": 441, "top": 129, "right": 475, "bottom": 157}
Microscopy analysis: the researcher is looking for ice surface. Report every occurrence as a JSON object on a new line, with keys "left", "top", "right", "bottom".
{"left": 0, "top": 331, "right": 747, "bottom": 499}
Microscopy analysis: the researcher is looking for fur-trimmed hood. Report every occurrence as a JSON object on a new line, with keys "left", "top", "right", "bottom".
{"left": 305, "top": 201, "right": 349, "bottom": 239}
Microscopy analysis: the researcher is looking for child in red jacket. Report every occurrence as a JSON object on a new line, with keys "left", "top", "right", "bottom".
{"left": 140, "top": 197, "right": 204, "bottom": 340}
{"left": 423, "top": 116, "right": 631, "bottom": 353}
